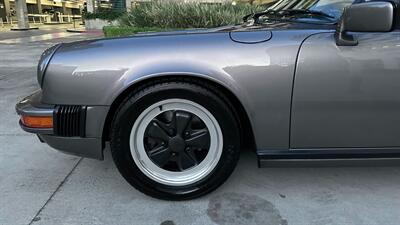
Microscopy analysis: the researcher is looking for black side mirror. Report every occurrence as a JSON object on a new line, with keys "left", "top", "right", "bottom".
{"left": 335, "top": 1, "right": 394, "bottom": 46}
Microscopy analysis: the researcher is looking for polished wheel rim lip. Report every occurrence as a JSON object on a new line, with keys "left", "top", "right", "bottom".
{"left": 130, "top": 99, "right": 223, "bottom": 186}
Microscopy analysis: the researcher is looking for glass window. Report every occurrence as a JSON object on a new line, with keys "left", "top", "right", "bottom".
{"left": 268, "top": 0, "right": 355, "bottom": 21}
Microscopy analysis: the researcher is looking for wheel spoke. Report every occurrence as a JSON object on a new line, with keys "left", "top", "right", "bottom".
{"left": 148, "top": 145, "right": 171, "bottom": 168}
{"left": 153, "top": 118, "right": 174, "bottom": 136}
{"left": 146, "top": 121, "right": 170, "bottom": 141}
{"left": 185, "top": 129, "right": 210, "bottom": 149}
{"left": 177, "top": 152, "right": 197, "bottom": 171}
{"left": 174, "top": 111, "right": 192, "bottom": 136}
{"left": 185, "top": 148, "right": 199, "bottom": 165}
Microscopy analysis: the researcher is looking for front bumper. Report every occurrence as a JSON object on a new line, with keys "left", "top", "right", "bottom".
{"left": 16, "top": 91, "right": 105, "bottom": 160}
{"left": 16, "top": 91, "right": 54, "bottom": 134}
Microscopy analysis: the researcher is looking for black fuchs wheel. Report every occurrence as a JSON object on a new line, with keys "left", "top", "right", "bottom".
{"left": 110, "top": 78, "right": 241, "bottom": 200}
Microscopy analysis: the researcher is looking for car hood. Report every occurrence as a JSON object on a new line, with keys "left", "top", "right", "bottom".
{"left": 130, "top": 21, "right": 335, "bottom": 37}
{"left": 130, "top": 25, "right": 240, "bottom": 37}
{"left": 58, "top": 21, "right": 334, "bottom": 51}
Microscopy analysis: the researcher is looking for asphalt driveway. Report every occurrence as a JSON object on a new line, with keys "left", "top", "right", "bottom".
{"left": 1, "top": 29, "right": 400, "bottom": 225}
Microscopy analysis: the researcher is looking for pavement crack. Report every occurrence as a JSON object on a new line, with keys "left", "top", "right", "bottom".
{"left": 27, "top": 157, "right": 83, "bottom": 225}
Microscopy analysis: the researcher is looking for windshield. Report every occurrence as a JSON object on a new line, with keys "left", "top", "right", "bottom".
{"left": 264, "top": 0, "right": 356, "bottom": 23}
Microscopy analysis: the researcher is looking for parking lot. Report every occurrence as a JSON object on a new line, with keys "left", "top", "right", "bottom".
{"left": 1, "top": 29, "right": 400, "bottom": 225}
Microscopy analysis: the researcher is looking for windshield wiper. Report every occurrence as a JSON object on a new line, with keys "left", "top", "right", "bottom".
{"left": 282, "top": 9, "right": 335, "bottom": 19}
{"left": 243, "top": 9, "right": 334, "bottom": 24}
{"left": 243, "top": 10, "right": 281, "bottom": 23}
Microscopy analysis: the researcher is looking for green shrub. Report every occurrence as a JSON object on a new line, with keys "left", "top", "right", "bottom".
{"left": 103, "top": 26, "right": 167, "bottom": 37}
{"left": 84, "top": 9, "right": 124, "bottom": 21}
{"left": 119, "top": 1, "right": 263, "bottom": 28}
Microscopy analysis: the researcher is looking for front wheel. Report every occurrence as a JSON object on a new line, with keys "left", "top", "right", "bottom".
{"left": 110, "top": 79, "right": 241, "bottom": 200}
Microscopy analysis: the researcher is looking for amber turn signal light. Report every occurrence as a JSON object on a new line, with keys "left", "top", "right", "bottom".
{"left": 21, "top": 116, "right": 53, "bottom": 129}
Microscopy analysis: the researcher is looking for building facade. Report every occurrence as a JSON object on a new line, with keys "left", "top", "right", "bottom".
{"left": 0, "top": 0, "right": 84, "bottom": 22}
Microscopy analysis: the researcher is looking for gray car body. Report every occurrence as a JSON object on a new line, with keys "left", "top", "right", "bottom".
{"left": 17, "top": 13, "right": 400, "bottom": 160}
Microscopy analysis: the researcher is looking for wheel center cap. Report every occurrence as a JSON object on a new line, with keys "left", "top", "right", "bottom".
{"left": 169, "top": 136, "right": 185, "bottom": 153}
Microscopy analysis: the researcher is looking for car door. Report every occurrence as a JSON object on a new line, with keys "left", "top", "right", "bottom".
{"left": 290, "top": 30, "right": 400, "bottom": 149}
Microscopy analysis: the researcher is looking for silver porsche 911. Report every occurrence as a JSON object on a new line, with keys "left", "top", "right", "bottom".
{"left": 16, "top": 0, "right": 400, "bottom": 200}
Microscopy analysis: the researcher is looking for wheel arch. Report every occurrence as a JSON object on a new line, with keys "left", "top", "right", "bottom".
{"left": 102, "top": 75, "right": 256, "bottom": 152}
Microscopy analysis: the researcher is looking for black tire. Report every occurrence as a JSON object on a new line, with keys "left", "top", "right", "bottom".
{"left": 110, "top": 78, "right": 241, "bottom": 200}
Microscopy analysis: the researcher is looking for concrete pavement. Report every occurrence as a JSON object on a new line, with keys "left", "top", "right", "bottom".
{"left": 1, "top": 29, "right": 400, "bottom": 225}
